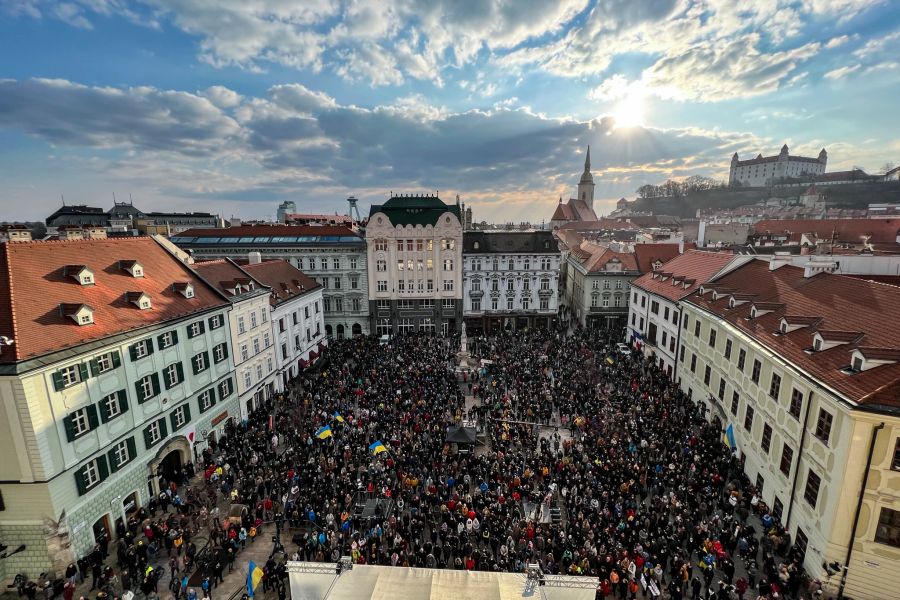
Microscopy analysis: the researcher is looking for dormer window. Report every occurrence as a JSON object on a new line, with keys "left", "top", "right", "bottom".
{"left": 849, "top": 348, "right": 900, "bottom": 372}
{"left": 64, "top": 265, "right": 94, "bottom": 286}
{"left": 852, "top": 356, "right": 863, "bottom": 372}
{"left": 126, "top": 292, "right": 152, "bottom": 310}
{"left": 174, "top": 282, "right": 195, "bottom": 299}
{"left": 61, "top": 303, "right": 94, "bottom": 325}
{"left": 814, "top": 339, "right": 822, "bottom": 351}
{"left": 119, "top": 260, "right": 144, "bottom": 278}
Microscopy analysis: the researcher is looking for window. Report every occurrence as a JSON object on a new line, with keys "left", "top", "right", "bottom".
{"left": 756, "top": 473, "right": 764, "bottom": 494}
{"left": 350, "top": 276, "right": 359, "bottom": 290}
{"left": 108, "top": 438, "right": 135, "bottom": 472}
{"left": 491, "top": 298, "right": 499, "bottom": 310}
{"left": 704, "top": 365, "right": 711, "bottom": 386}
{"left": 769, "top": 372, "right": 782, "bottom": 399}
{"left": 209, "top": 314, "right": 224, "bottom": 330}
{"left": 744, "top": 405, "right": 754, "bottom": 431}
{"left": 192, "top": 351, "right": 209, "bottom": 374}
{"left": 723, "top": 339, "right": 732, "bottom": 360}
{"left": 164, "top": 362, "right": 184, "bottom": 389}
{"left": 188, "top": 320, "right": 205, "bottom": 338}
{"left": 663, "top": 306, "right": 669, "bottom": 320}
{"left": 320, "top": 257, "right": 327, "bottom": 269}
{"left": 75, "top": 456, "right": 107, "bottom": 495}
{"left": 707, "top": 326, "right": 719, "bottom": 347}
{"left": 738, "top": 349, "right": 746, "bottom": 371}
{"left": 522, "top": 298, "right": 531, "bottom": 310}
{"left": 90, "top": 351, "right": 120, "bottom": 375}
{"left": 237, "top": 316, "right": 246, "bottom": 334}
{"left": 772, "top": 497, "right": 784, "bottom": 521}
{"left": 893, "top": 438, "right": 900, "bottom": 471}
{"left": 332, "top": 258, "right": 340, "bottom": 270}
{"left": 814, "top": 409, "right": 833, "bottom": 445}
{"left": 143, "top": 418, "right": 167, "bottom": 449}
{"left": 507, "top": 279, "right": 515, "bottom": 291}
{"left": 679, "top": 345, "right": 685, "bottom": 363}
{"left": 279, "top": 318, "right": 286, "bottom": 333}
{"left": 443, "top": 299, "right": 455, "bottom": 309}
{"left": 507, "top": 298, "right": 514, "bottom": 310}
{"left": 690, "top": 354, "right": 697, "bottom": 373}
{"left": 64, "top": 406, "right": 97, "bottom": 440}
{"left": 694, "top": 321, "right": 701, "bottom": 337}
{"left": 442, "top": 239, "right": 455, "bottom": 250}
{"left": 443, "top": 279, "right": 453, "bottom": 291}
{"left": 333, "top": 277, "right": 341, "bottom": 289}
{"left": 130, "top": 339, "right": 153, "bottom": 361}
{"left": 377, "top": 280, "right": 387, "bottom": 292}
{"left": 406, "top": 240, "right": 414, "bottom": 252}
{"left": 875, "top": 508, "right": 900, "bottom": 548}
{"left": 789, "top": 389, "right": 803, "bottom": 419}
{"left": 731, "top": 391, "right": 740, "bottom": 416}
{"left": 171, "top": 403, "right": 191, "bottom": 430}
{"left": 252, "top": 337, "right": 260, "bottom": 354}
{"left": 780, "top": 444, "right": 793, "bottom": 475}
{"left": 376, "top": 259, "right": 387, "bottom": 272}
{"left": 443, "top": 258, "right": 454, "bottom": 271}
{"left": 198, "top": 388, "right": 215, "bottom": 413}
{"left": 218, "top": 377, "right": 233, "bottom": 399}
{"left": 717, "top": 378, "right": 726, "bottom": 400}
{"left": 334, "top": 298, "right": 343, "bottom": 312}
{"left": 99, "top": 390, "right": 127, "bottom": 423}
{"left": 398, "top": 299, "right": 414, "bottom": 310}
{"left": 158, "top": 331, "right": 177, "bottom": 350}
{"left": 651, "top": 300, "right": 659, "bottom": 314}
{"left": 240, "top": 344, "right": 249, "bottom": 361}
{"left": 472, "top": 299, "right": 481, "bottom": 311}
{"left": 523, "top": 259, "right": 530, "bottom": 270}
{"left": 803, "top": 470, "right": 821, "bottom": 507}
{"left": 416, "top": 240, "right": 423, "bottom": 252}
{"left": 243, "top": 369, "right": 252, "bottom": 388}
{"left": 264, "top": 332, "right": 271, "bottom": 347}
{"left": 55, "top": 364, "right": 85, "bottom": 390}
{"left": 421, "top": 299, "right": 435, "bottom": 309}
{"left": 250, "top": 312, "right": 258, "bottom": 329}
{"left": 135, "top": 373, "right": 160, "bottom": 403}
{"left": 751, "top": 359, "right": 762, "bottom": 384}
{"left": 761, "top": 423, "right": 773, "bottom": 454}
{"left": 375, "top": 239, "right": 388, "bottom": 252}
{"left": 540, "top": 278, "right": 550, "bottom": 290}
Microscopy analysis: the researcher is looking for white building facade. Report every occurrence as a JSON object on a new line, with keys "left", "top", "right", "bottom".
{"left": 729, "top": 144, "right": 827, "bottom": 187}
{"left": 462, "top": 231, "right": 561, "bottom": 333}
{"left": 366, "top": 195, "right": 463, "bottom": 335}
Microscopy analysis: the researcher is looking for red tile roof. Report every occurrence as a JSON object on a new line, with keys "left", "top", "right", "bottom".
{"left": 685, "top": 259, "right": 900, "bottom": 408}
{"left": 237, "top": 260, "right": 321, "bottom": 307}
{"left": 191, "top": 259, "right": 263, "bottom": 296}
{"left": 0, "top": 237, "right": 228, "bottom": 363}
{"left": 557, "top": 219, "right": 637, "bottom": 231}
{"left": 551, "top": 202, "right": 574, "bottom": 222}
{"left": 179, "top": 224, "right": 361, "bottom": 238}
{"left": 751, "top": 218, "right": 900, "bottom": 244}
{"left": 631, "top": 250, "right": 737, "bottom": 301}
{"left": 570, "top": 241, "right": 638, "bottom": 273}
{"left": 633, "top": 243, "right": 683, "bottom": 274}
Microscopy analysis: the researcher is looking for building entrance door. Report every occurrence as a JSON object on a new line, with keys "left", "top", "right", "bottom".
{"left": 159, "top": 449, "right": 183, "bottom": 486}
{"left": 93, "top": 514, "right": 112, "bottom": 545}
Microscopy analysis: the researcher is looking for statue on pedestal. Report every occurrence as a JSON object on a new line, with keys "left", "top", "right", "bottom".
{"left": 456, "top": 322, "right": 472, "bottom": 370}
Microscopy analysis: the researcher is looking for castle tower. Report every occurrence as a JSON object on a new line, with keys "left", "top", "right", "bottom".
{"left": 577, "top": 145, "right": 595, "bottom": 210}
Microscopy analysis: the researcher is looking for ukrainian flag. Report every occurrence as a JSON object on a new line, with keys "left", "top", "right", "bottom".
{"left": 247, "top": 561, "right": 264, "bottom": 597}
{"left": 369, "top": 440, "right": 387, "bottom": 455}
{"left": 316, "top": 425, "right": 333, "bottom": 439}
{"left": 723, "top": 424, "right": 737, "bottom": 451}
{"left": 606, "top": 357, "right": 614, "bottom": 365}
{"left": 333, "top": 412, "right": 345, "bottom": 423}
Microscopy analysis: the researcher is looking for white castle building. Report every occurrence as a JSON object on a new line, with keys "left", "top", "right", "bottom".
{"left": 729, "top": 145, "right": 827, "bottom": 187}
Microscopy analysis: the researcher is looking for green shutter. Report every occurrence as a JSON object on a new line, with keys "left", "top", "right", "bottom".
{"left": 63, "top": 415, "right": 76, "bottom": 442}
{"left": 52, "top": 371, "right": 64, "bottom": 391}
{"left": 159, "top": 417, "right": 168, "bottom": 439}
{"left": 86, "top": 404, "right": 99, "bottom": 430}
{"left": 129, "top": 344, "right": 137, "bottom": 361}
{"left": 151, "top": 373, "right": 160, "bottom": 396}
{"left": 111, "top": 351, "right": 121, "bottom": 369}
{"left": 191, "top": 354, "right": 200, "bottom": 375}
{"left": 222, "top": 343, "right": 229, "bottom": 360}
{"left": 78, "top": 363, "right": 89, "bottom": 381}
{"left": 183, "top": 403, "right": 192, "bottom": 424}
{"left": 172, "top": 330, "right": 179, "bottom": 345}
{"left": 117, "top": 389, "right": 129, "bottom": 415}
{"left": 89, "top": 358, "right": 100, "bottom": 377}
{"left": 107, "top": 447, "right": 119, "bottom": 473}
{"left": 126, "top": 437, "right": 136, "bottom": 462}
{"left": 176, "top": 362, "right": 184, "bottom": 384}
{"left": 135, "top": 379, "right": 145, "bottom": 403}
{"left": 96, "top": 455, "right": 109, "bottom": 481}
{"left": 74, "top": 467, "right": 87, "bottom": 496}
{"left": 147, "top": 340, "right": 155, "bottom": 356}
{"left": 98, "top": 397, "right": 110, "bottom": 423}
{"left": 157, "top": 333, "right": 167, "bottom": 350}
{"left": 203, "top": 351, "right": 210, "bottom": 371}
{"left": 143, "top": 425, "right": 154, "bottom": 449}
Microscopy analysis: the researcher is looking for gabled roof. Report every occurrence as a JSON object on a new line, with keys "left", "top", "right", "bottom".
{"left": 684, "top": 259, "right": 900, "bottom": 408}
{"left": 633, "top": 243, "right": 682, "bottom": 274}
{"left": 0, "top": 237, "right": 227, "bottom": 363}
{"left": 570, "top": 241, "right": 638, "bottom": 273}
{"left": 551, "top": 203, "right": 574, "bottom": 222}
{"left": 631, "top": 250, "right": 736, "bottom": 301}
{"left": 191, "top": 259, "right": 268, "bottom": 300}
{"left": 751, "top": 218, "right": 900, "bottom": 244}
{"left": 237, "top": 259, "right": 321, "bottom": 307}
{"left": 369, "top": 195, "right": 461, "bottom": 226}
{"left": 462, "top": 231, "right": 557, "bottom": 254}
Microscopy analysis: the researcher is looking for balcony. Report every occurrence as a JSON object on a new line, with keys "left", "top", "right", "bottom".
{"left": 538, "top": 288, "right": 553, "bottom": 297}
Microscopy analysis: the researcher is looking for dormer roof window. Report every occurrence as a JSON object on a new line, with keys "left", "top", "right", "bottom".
{"left": 812, "top": 330, "right": 863, "bottom": 351}
{"left": 173, "top": 282, "right": 195, "bottom": 299}
{"left": 119, "top": 260, "right": 144, "bottom": 277}
{"left": 126, "top": 291, "right": 152, "bottom": 310}
{"left": 64, "top": 265, "right": 94, "bottom": 286}
{"left": 848, "top": 347, "right": 900, "bottom": 372}
{"left": 748, "top": 302, "right": 783, "bottom": 319}
{"left": 60, "top": 303, "right": 94, "bottom": 325}
{"left": 779, "top": 316, "right": 821, "bottom": 334}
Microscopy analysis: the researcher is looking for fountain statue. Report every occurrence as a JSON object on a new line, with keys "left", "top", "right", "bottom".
{"left": 456, "top": 322, "right": 472, "bottom": 370}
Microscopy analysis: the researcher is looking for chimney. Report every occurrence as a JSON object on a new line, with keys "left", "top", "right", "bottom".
{"left": 248, "top": 251, "right": 262, "bottom": 265}
{"left": 769, "top": 251, "right": 793, "bottom": 271}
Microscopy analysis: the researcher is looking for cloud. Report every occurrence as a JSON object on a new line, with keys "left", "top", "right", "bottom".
{"left": 824, "top": 64, "right": 861, "bottom": 79}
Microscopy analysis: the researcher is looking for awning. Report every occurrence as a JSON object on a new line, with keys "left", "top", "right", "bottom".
{"left": 446, "top": 426, "right": 477, "bottom": 444}
{"left": 309, "top": 349, "right": 319, "bottom": 361}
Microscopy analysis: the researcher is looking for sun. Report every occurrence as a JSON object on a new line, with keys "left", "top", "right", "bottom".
{"left": 611, "top": 95, "right": 645, "bottom": 128}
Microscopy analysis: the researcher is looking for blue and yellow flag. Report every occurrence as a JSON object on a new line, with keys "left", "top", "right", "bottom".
{"left": 723, "top": 424, "right": 736, "bottom": 451}
{"left": 369, "top": 440, "right": 387, "bottom": 455}
{"left": 316, "top": 425, "right": 333, "bottom": 439}
{"left": 333, "top": 412, "right": 345, "bottom": 423}
{"left": 247, "top": 561, "right": 264, "bottom": 597}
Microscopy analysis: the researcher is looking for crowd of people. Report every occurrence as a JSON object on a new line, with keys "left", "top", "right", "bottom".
{"left": 65, "top": 326, "right": 820, "bottom": 600}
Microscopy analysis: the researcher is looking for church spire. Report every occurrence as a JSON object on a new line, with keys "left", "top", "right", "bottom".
{"left": 584, "top": 145, "right": 591, "bottom": 173}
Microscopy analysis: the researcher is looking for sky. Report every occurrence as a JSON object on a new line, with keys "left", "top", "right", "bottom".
{"left": 0, "top": 1, "right": 899, "bottom": 223}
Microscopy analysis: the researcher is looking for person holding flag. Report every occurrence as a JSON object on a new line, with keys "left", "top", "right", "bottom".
{"left": 369, "top": 440, "right": 387, "bottom": 455}
{"left": 246, "top": 561, "right": 264, "bottom": 598}
{"left": 315, "top": 425, "right": 332, "bottom": 439}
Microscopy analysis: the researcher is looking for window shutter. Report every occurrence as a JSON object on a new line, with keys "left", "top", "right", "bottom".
{"left": 199, "top": 321, "right": 206, "bottom": 335}
{"left": 147, "top": 340, "right": 155, "bottom": 356}
{"left": 170, "top": 411, "right": 178, "bottom": 431}
{"left": 151, "top": 373, "right": 161, "bottom": 396}
{"left": 52, "top": 371, "right": 65, "bottom": 391}
{"left": 176, "top": 362, "right": 184, "bottom": 383}
{"left": 183, "top": 403, "right": 192, "bottom": 424}
{"left": 107, "top": 448, "right": 120, "bottom": 473}
{"left": 157, "top": 333, "right": 167, "bottom": 350}
{"left": 143, "top": 426, "right": 153, "bottom": 449}
{"left": 129, "top": 344, "right": 138, "bottom": 361}
{"left": 222, "top": 344, "right": 229, "bottom": 359}
{"left": 89, "top": 358, "right": 100, "bottom": 377}
{"left": 118, "top": 389, "right": 129, "bottom": 414}
{"left": 203, "top": 351, "right": 210, "bottom": 371}
{"left": 86, "top": 404, "right": 99, "bottom": 430}
{"left": 111, "top": 351, "right": 122, "bottom": 369}
{"left": 63, "top": 415, "right": 76, "bottom": 442}
{"left": 78, "top": 363, "right": 89, "bottom": 381}
{"left": 74, "top": 467, "right": 87, "bottom": 496}
{"left": 192, "top": 355, "right": 201, "bottom": 375}
{"left": 159, "top": 418, "right": 168, "bottom": 439}
{"left": 96, "top": 456, "right": 109, "bottom": 481}
{"left": 126, "top": 437, "right": 136, "bottom": 462}
{"left": 172, "top": 330, "right": 179, "bottom": 345}
{"left": 98, "top": 398, "right": 110, "bottom": 423}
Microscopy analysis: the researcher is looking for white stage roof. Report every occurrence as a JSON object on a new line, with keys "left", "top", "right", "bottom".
{"left": 288, "top": 562, "right": 599, "bottom": 600}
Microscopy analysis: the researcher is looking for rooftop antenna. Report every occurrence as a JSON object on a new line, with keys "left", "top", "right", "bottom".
{"left": 113, "top": 192, "right": 117, "bottom": 204}
{"left": 61, "top": 194, "right": 65, "bottom": 206}
{"left": 129, "top": 193, "right": 133, "bottom": 205}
